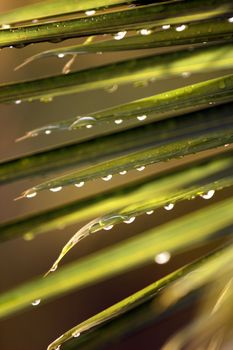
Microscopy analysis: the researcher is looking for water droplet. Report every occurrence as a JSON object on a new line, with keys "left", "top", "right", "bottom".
{"left": 164, "top": 203, "right": 174, "bottom": 210}
{"left": 32, "top": 299, "right": 41, "bottom": 306}
{"left": 228, "top": 17, "right": 233, "bottom": 23}
{"left": 175, "top": 24, "right": 186, "bottom": 32}
{"left": 146, "top": 210, "right": 154, "bottom": 215}
{"left": 86, "top": 124, "right": 93, "bottom": 129}
{"left": 51, "top": 264, "right": 58, "bottom": 272}
{"left": 162, "top": 24, "right": 170, "bottom": 30}
{"left": 26, "top": 191, "right": 37, "bottom": 199}
{"left": 137, "top": 115, "right": 147, "bottom": 121}
{"left": 14, "top": 99, "right": 22, "bottom": 104}
{"left": 75, "top": 181, "right": 84, "bottom": 187}
{"left": 115, "top": 119, "right": 123, "bottom": 124}
{"left": 32, "top": 19, "right": 38, "bottom": 23}
{"left": 72, "top": 331, "right": 81, "bottom": 338}
{"left": 113, "top": 31, "right": 127, "bottom": 40}
{"left": 155, "top": 252, "right": 171, "bottom": 264}
{"left": 58, "top": 53, "right": 65, "bottom": 58}
{"left": 181, "top": 72, "right": 191, "bottom": 78}
{"left": 119, "top": 170, "right": 127, "bottom": 175}
{"left": 200, "top": 190, "right": 215, "bottom": 199}
{"left": 70, "top": 116, "right": 96, "bottom": 129}
{"left": 139, "top": 29, "right": 152, "bottom": 35}
{"left": 49, "top": 186, "right": 62, "bottom": 192}
{"left": 136, "top": 166, "right": 145, "bottom": 171}
{"left": 1, "top": 24, "right": 10, "bottom": 29}
{"left": 124, "top": 217, "right": 135, "bottom": 224}
{"left": 101, "top": 174, "right": 112, "bottom": 181}
{"left": 54, "top": 346, "right": 60, "bottom": 350}
{"left": 45, "top": 130, "right": 52, "bottom": 135}
{"left": 224, "top": 144, "right": 229, "bottom": 147}
{"left": 103, "top": 225, "right": 114, "bottom": 230}
{"left": 106, "top": 84, "right": 118, "bottom": 93}
{"left": 85, "top": 10, "right": 96, "bottom": 16}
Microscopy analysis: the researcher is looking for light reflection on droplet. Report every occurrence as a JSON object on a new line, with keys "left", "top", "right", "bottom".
{"left": 101, "top": 175, "right": 112, "bottom": 181}
{"left": 14, "top": 100, "right": 22, "bottom": 104}
{"left": 175, "top": 24, "right": 187, "bottom": 32}
{"left": 200, "top": 190, "right": 215, "bottom": 200}
{"left": 164, "top": 203, "right": 174, "bottom": 210}
{"left": 49, "top": 186, "right": 62, "bottom": 192}
{"left": 45, "top": 130, "right": 52, "bottom": 135}
{"left": 228, "top": 17, "right": 233, "bottom": 23}
{"left": 32, "top": 299, "right": 41, "bottom": 306}
{"left": 146, "top": 210, "right": 154, "bottom": 215}
{"left": 85, "top": 10, "right": 96, "bottom": 16}
{"left": 224, "top": 144, "right": 229, "bottom": 147}
{"left": 75, "top": 181, "right": 84, "bottom": 187}
{"left": 1, "top": 24, "right": 10, "bottom": 29}
{"left": 103, "top": 225, "right": 114, "bottom": 231}
{"left": 136, "top": 166, "right": 145, "bottom": 171}
{"left": 124, "top": 217, "right": 136, "bottom": 224}
{"left": 114, "top": 31, "right": 127, "bottom": 40}
{"left": 26, "top": 191, "right": 37, "bottom": 199}
{"left": 162, "top": 24, "right": 170, "bottom": 30}
{"left": 58, "top": 53, "right": 65, "bottom": 58}
{"left": 119, "top": 170, "right": 127, "bottom": 175}
{"left": 155, "top": 251, "right": 171, "bottom": 264}
{"left": 51, "top": 264, "right": 58, "bottom": 272}
{"left": 181, "top": 71, "right": 191, "bottom": 78}
{"left": 72, "top": 331, "right": 81, "bottom": 338}
{"left": 137, "top": 115, "right": 147, "bottom": 121}
{"left": 140, "top": 29, "right": 152, "bottom": 35}
{"left": 115, "top": 119, "right": 123, "bottom": 124}
{"left": 86, "top": 124, "right": 93, "bottom": 129}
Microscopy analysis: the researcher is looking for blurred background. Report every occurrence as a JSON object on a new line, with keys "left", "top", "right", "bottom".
{"left": 0, "top": 1, "right": 232, "bottom": 349}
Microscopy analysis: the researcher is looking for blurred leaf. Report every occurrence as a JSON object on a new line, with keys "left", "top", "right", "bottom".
{"left": 0, "top": 197, "right": 233, "bottom": 319}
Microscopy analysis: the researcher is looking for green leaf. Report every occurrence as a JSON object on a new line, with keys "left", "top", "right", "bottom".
{"left": 1, "top": 150, "right": 233, "bottom": 242}
{"left": 14, "top": 102, "right": 233, "bottom": 198}
{"left": 47, "top": 244, "right": 233, "bottom": 350}
{"left": 0, "top": 197, "right": 233, "bottom": 319}
{"left": 16, "top": 18, "right": 233, "bottom": 71}
{"left": 16, "top": 74, "right": 233, "bottom": 141}
{"left": 0, "top": 0, "right": 232, "bottom": 48}
{"left": 1, "top": 44, "right": 233, "bottom": 104}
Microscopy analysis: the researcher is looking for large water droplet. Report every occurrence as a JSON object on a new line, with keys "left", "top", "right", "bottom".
{"left": 85, "top": 9, "right": 96, "bottom": 16}
{"left": 26, "top": 191, "right": 37, "bottom": 199}
{"left": 115, "top": 119, "right": 123, "bottom": 124}
{"left": 101, "top": 174, "right": 112, "bottom": 181}
{"left": 58, "top": 53, "right": 65, "bottom": 58}
{"left": 49, "top": 186, "right": 62, "bottom": 192}
{"left": 154, "top": 251, "right": 171, "bottom": 264}
{"left": 124, "top": 217, "right": 136, "bottom": 224}
{"left": 164, "top": 203, "right": 174, "bottom": 210}
{"left": 32, "top": 299, "right": 41, "bottom": 306}
{"left": 139, "top": 29, "right": 152, "bottom": 35}
{"left": 45, "top": 129, "right": 52, "bottom": 135}
{"left": 75, "top": 181, "right": 84, "bottom": 188}
{"left": 137, "top": 115, "right": 147, "bottom": 121}
{"left": 175, "top": 24, "right": 187, "bottom": 32}
{"left": 113, "top": 31, "right": 127, "bottom": 40}
{"left": 200, "top": 190, "right": 215, "bottom": 199}
{"left": 162, "top": 24, "right": 170, "bottom": 30}
{"left": 1, "top": 24, "right": 11, "bottom": 29}
{"left": 71, "top": 116, "right": 96, "bottom": 129}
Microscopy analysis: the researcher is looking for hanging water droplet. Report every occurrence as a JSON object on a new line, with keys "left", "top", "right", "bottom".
{"left": 75, "top": 181, "right": 84, "bottom": 187}
{"left": 45, "top": 129, "right": 52, "bottom": 135}
{"left": 164, "top": 203, "right": 174, "bottom": 210}
{"left": 175, "top": 24, "right": 187, "bottom": 32}
{"left": 49, "top": 186, "right": 62, "bottom": 192}
{"left": 200, "top": 190, "right": 215, "bottom": 199}
{"left": 85, "top": 9, "right": 96, "bottom": 16}
{"left": 32, "top": 299, "right": 41, "bottom": 306}
{"left": 101, "top": 174, "right": 112, "bottom": 181}
{"left": 115, "top": 119, "right": 123, "bottom": 124}
{"left": 228, "top": 17, "right": 233, "bottom": 23}
{"left": 154, "top": 251, "right": 171, "bottom": 264}
{"left": 1, "top": 24, "right": 11, "bottom": 29}
{"left": 103, "top": 225, "right": 114, "bottom": 231}
{"left": 50, "top": 264, "right": 58, "bottom": 272}
{"left": 72, "top": 331, "right": 81, "bottom": 338}
{"left": 119, "top": 170, "right": 127, "bottom": 175}
{"left": 26, "top": 191, "right": 37, "bottom": 199}
{"left": 162, "top": 24, "right": 171, "bottom": 30}
{"left": 58, "top": 53, "right": 65, "bottom": 58}
{"left": 146, "top": 210, "right": 154, "bottom": 215}
{"left": 14, "top": 99, "right": 22, "bottom": 104}
{"left": 139, "top": 29, "right": 152, "bottom": 35}
{"left": 137, "top": 115, "right": 147, "bottom": 121}
{"left": 124, "top": 217, "right": 136, "bottom": 224}
{"left": 136, "top": 166, "right": 145, "bottom": 171}
{"left": 113, "top": 31, "right": 127, "bottom": 40}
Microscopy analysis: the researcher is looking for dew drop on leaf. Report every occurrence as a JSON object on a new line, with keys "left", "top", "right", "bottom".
{"left": 49, "top": 186, "right": 62, "bottom": 192}
{"left": 146, "top": 210, "right": 154, "bottom": 215}
{"left": 115, "top": 119, "right": 123, "bottom": 124}
{"left": 164, "top": 203, "right": 174, "bottom": 210}
{"left": 124, "top": 217, "right": 136, "bottom": 224}
{"left": 200, "top": 190, "right": 215, "bottom": 199}
{"left": 101, "top": 175, "right": 113, "bottom": 181}
{"left": 113, "top": 31, "right": 127, "bottom": 40}
{"left": 75, "top": 181, "right": 84, "bottom": 187}
{"left": 137, "top": 115, "right": 147, "bottom": 121}
{"left": 32, "top": 299, "right": 41, "bottom": 306}
{"left": 155, "top": 251, "right": 171, "bottom": 264}
{"left": 119, "top": 170, "right": 127, "bottom": 175}
{"left": 26, "top": 191, "right": 37, "bottom": 199}
{"left": 103, "top": 225, "right": 114, "bottom": 230}
{"left": 136, "top": 166, "right": 145, "bottom": 171}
